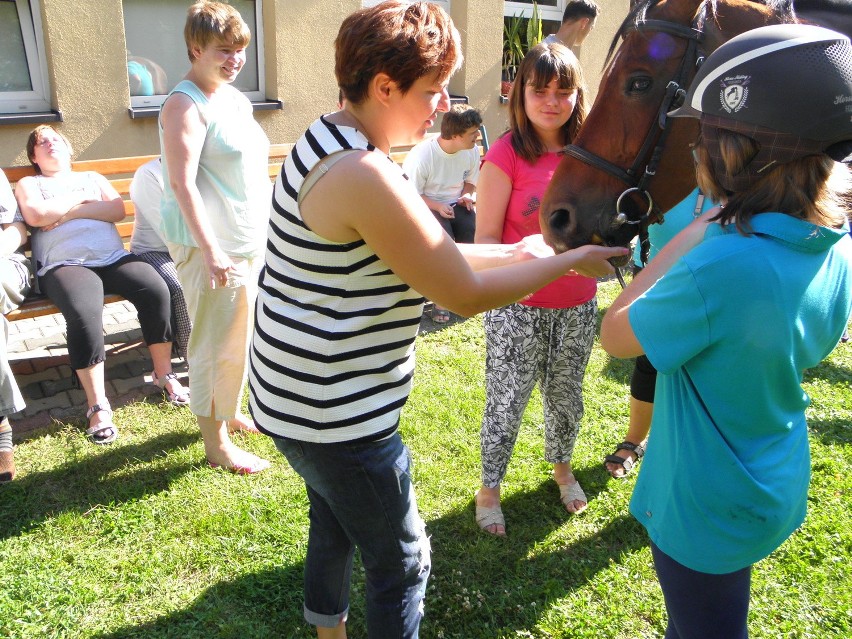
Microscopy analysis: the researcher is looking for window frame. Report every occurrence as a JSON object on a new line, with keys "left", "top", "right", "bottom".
{"left": 504, "top": 1, "right": 565, "bottom": 23}
{"left": 361, "top": 0, "right": 450, "bottom": 10}
{"left": 0, "top": 0, "right": 52, "bottom": 115}
{"left": 124, "top": 0, "right": 267, "bottom": 110}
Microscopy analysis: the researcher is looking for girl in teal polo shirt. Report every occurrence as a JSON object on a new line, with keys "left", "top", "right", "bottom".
{"left": 601, "top": 25, "right": 852, "bottom": 639}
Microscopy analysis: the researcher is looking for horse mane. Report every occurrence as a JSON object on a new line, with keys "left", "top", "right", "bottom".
{"left": 604, "top": 0, "right": 799, "bottom": 67}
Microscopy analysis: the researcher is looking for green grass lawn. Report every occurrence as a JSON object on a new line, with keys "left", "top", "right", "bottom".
{"left": 2, "top": 280, "right": 850, "bottom": 638}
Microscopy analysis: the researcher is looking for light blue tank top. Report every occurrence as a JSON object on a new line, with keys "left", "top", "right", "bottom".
{"left": 158, "top": 80, "right": 271, "bottom": 258}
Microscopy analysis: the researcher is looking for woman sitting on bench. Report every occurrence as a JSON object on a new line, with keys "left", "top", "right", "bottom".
{"left": 14, "top": 125, "right": 189, "bottom": 444}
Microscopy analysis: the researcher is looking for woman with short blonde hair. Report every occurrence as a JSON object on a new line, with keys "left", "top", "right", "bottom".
{"left": 160, "top": 1, "right": 271, "bottom": 474}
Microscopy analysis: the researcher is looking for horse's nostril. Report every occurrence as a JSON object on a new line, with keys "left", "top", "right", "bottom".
{"left": 550, "top": 208, "right": 571, "bottom": 233}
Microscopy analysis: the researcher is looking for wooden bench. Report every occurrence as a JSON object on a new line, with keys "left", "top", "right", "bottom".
{"left": 2, "top": 144, "right": 292, "bottom": 321}
{"left": 2, "top": 132, "right": 485, "bottom": 322}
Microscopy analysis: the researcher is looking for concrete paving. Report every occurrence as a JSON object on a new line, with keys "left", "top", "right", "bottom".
{"left": 7, "top": 300, "right": 455, "bottom": 439}
{"left": 7, "top": 300, "right": 187, "bottom": 438}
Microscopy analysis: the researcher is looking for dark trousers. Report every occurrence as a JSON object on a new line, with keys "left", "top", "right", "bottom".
{"left": 432, "top": 204, "right": 476, "bottom": 243}
{"left": 39, "top": 255, "right": 172, "bottom": 370}
{"left": 651, "top": 542, "right": 751, "bottom": 639}
{"left": 630, "top": 354, "right": 657, "bottom": 403}
{"left": 630, "top": 262, "right": 658, "bottom": 403}
{"left": 273, "top": 433, "right": 430, "bottom": 638}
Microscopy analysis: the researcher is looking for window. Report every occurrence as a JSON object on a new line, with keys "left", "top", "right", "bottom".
{"left": 361, "top": 1, "right": 450, "bottom": 10}
{"left": 122, "top": 0, "right": 265, "bottom": 109}
{"left": 504, "top": 1, "right": 564, "bottom": 37}
{"left": 0, "top": 0, "right": 52, "bottom": 114}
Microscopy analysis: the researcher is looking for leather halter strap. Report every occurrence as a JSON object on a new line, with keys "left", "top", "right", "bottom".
{"left": 560, "top": 8, "right": 706, "bottom": 191}
{"left": 558, "top": 2, "right": 708, "bottom": 272}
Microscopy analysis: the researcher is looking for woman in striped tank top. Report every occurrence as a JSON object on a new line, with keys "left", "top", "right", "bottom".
{"left": 248, "top": 2, "right": 626, "bottom": 637}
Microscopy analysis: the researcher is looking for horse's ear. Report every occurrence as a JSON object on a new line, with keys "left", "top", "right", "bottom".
{"left": 826, "top": 140, "right": 852, "bottom": 164}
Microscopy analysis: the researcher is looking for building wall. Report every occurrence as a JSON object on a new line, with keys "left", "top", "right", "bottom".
{"left": 0, "top": 0, "right": 628, "bottom": 167}
{"left": 581, "top": 0, "right": 629, "bottom": 102}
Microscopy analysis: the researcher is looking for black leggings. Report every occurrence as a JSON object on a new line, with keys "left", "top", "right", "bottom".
{"left": 651, "top": 542, "right": 751, "bottom": 639}
{"left": 630, "top": 262, "right": 658, "bottom": 403}
{"left": 630, "top": 354, "right": 657, "bottom": 403}
{"left": 39, "top": 255, "right": 172, "bottom": 370}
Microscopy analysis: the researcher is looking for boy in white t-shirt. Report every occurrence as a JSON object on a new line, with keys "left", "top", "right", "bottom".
{"left": 403, "top": 104, "right": 482, "bottom": 322}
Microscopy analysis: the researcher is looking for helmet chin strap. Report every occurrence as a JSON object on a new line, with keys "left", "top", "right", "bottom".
{"left": 700, "top": 117, "right": 827, "bottom": 192}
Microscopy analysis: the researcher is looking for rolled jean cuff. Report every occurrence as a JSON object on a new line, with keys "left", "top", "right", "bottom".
{"left": 304, "top": 604, "right": 348, "bottom": 629}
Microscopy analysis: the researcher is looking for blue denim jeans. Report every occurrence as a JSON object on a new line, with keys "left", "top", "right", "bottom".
{"left": 274, "top": 433, "right": 430, "bottom": 638}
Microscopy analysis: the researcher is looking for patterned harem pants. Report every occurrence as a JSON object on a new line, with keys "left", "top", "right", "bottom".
{"left": 480, "top": 299, "right": 597, "bottom": 488}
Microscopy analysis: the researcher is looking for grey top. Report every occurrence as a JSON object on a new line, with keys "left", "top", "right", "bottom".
{"left": 30, "top": 172, "right": 128, "bottom": 276}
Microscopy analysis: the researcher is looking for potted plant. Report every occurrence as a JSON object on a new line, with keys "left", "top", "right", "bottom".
{"left": 501, "top": 1, "right": 542, "bottom": 98}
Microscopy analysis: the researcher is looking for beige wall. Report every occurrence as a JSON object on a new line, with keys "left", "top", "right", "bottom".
{"left": 447, "top": 0, "right": 504, "bottom": 142}
{"left": 479, "top": 0, "right": 629, "bottom": 142}
{"left": 0, "top": 0, "right": 628, "bottom": 168}
{"left": 581, "top": 0, "right": 629, "bottom": 103}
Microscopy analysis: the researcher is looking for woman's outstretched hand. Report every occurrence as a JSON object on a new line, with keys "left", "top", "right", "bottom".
{"left": 566, "top": 245, "right": 630, "bottom": 278}
{"left": 515, "top": 234, "right": 557, "bottom": 259}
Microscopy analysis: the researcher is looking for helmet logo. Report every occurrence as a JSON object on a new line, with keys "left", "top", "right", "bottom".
{"left": 719, "top": 75, "right": 750, "bottom": 113}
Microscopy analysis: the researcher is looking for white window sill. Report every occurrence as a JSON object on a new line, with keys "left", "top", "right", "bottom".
{"left": 0, "top": 110, "right": 62, "bottom": 125}
{"left": 128, "top": 99, "right": 283, "bottom": 119}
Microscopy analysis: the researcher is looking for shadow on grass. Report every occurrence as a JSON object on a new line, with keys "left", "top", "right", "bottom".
{"left": 85, "top": 471, "right": 648, "bottom": 639}
{"left": 0, "top": 429, "right": 200, "bottom": 541}
{"left": 424, "top": 472, "right": 647, "bottom": 637}
{"left": 599, "top": 351, "right": 634, "bottom": 386}
{"left": 804, "top": 355, "right": 852, "bottom": 384}
{"left": 65, "top": 463, "right": 646, "bottom": 639}
{"left": 807, "top": 415, "right": 852, "bottom": 447}
{"left": 92, "top": 562, "right": 313, "bottom": 639}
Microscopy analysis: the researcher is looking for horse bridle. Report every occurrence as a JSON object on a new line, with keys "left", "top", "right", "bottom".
{"left": 559, "top": 3, "right": 707, "bottom": 271}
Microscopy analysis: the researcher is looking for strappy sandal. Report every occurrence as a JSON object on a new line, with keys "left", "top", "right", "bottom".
{"left": 604, "top": 441, "right": 646, "bottom": 478}
{"left": 557, "top": 479, "right": 588, "bottom": 515}
{"left": 474, "top": 494, "right": 507, "bottom": 537}
{"left": 151, "top": 371, "right": 190, "bottom": 407}
{"left": 85, "top": 403, "right": 118, "bottom": 445}
{"left": 431, "top": 308, "right": 451, "bottom": 324}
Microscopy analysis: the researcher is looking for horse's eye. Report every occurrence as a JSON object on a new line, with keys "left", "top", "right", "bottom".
{"left": 627, "top": 76, "right": 652, "bottom": 94}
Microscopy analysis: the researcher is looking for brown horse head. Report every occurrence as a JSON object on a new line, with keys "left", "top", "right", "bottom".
{"left": 539, "top": 0, "right": 807, "bottom": 256}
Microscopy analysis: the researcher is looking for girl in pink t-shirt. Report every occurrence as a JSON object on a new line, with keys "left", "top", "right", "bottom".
{"left": 474, "top": 43, "right": 596, "bottom": 536}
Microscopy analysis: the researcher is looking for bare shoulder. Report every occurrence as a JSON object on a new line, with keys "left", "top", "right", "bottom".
{"left": 160, "top": 91, "right": 202, "bottom": 126}
{"left": 315, "top": 149, "right": 408, "bottom": 202}
{"left": 301, "top": 149, "right": 420, "bottom": 242}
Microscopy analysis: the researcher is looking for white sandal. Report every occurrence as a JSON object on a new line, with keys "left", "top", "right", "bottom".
{"left": 557, "top": 479, "right": 588, "bottom": 515}
{"left": 85, "top": 403, "right": 118, "bottom": 445}
{"left": 151, "top": 371, "right": 190, "bottom": 407}
{"left": 475, "top": 490, "right": 507, "bottom": 536}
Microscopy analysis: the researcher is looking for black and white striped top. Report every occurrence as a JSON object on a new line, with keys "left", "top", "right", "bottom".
{"left": 249, "top": 116, "right": 425, "bottom": 443}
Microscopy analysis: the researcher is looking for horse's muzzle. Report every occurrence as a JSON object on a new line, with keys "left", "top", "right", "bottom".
{"left": 541, "top": 203, "right": 597, "bottom": 253}
{"left": 608, "top": 251, "right": 632, "bottom": 268}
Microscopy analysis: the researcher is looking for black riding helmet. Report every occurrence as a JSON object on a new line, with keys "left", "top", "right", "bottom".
{"left": 670, "top": 23, "right": 852, "bottom": 181}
